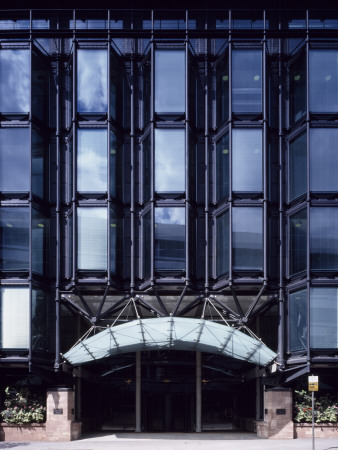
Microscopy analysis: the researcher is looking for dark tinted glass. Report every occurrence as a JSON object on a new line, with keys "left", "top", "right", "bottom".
{"left": 32, "top": 289, "right": 50, "bottom": 353}
{"left": 310, "top": 288, "right": 338, "bottom": 349}
{"left": 110, "top": 209, "right": 122, "bottom": 275}
{"left": 290, "top": 209, "right": 307, "bottom": 275}
{"left": 77, "top": 49, "right": 107, "bottom": 113}
{"left": 232, "top": 207, "right": 263, "bottom": 271}
{"left": 143, "top": 135, "right": 151, "bottom": 202}
{"left": 0, "top": 49, "right": 30, "bottom": 113}
{"left": 216, "top": 211, "right": 229, "bottom": 276}
{"left": 289, "top": 54, "right": 306, "bottom": 124}
{"left": 310, "top": 50, "right": 338, "bottom": 113}
{"left": 232, "top": 50, "right": 262, "bottom": 114}
{"left": 311, "top": 207, "right": 338, "bottom": 271}
{"left": 32, "top": 208, "right": 49, "bottom": 276}
{"left": 310, "top": 129, "right": 338, "bottom": 192}
{"left": 110, "top": 131, "right": 120, "bottom": 198}
{"left": 155, "top": 50, "right": 185, "bottom": 113}
{"left": 143, "top": 56, "right": 151, "bottom": 126}
{"left": 143, "top": 211, "right": 151, "bottom": 277}
{"left": 155, "top": 207, "right": 185, "bottom": 271}
{"left": 232, "top": 129, "right": 262, "bottom": 192}
{"left": 0, "top": 207, "right": 29, "bottom": 270}
{"left": 32, "top": 131, "right": 47, "bottom": 199}
{"left": 289, "top": 289, "right": 307, "bottom": 352}
{"left": 216, "top": 134, "right": 229, "bottom": 201}
{"left": 289, "top": 132, "right": 306, "bottom": 201}
{"left": 216, "top": 52, "right": 229, "bottom": 124}
{"left": 0, "top": 128, "right": 29, "bottom": 192}
{"left": 32, "top": 52, "right": 48, "bottom": 122}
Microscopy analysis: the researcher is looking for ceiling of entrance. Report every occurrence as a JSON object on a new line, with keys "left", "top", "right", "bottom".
{"left": 63, "top": 317, "right": 276, "bottom": 367}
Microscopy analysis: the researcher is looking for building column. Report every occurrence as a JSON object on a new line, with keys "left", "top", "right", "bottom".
{"left": 196, "top": 351, "right": 202, "bottom": 432}
{"left": 46, "top": 388, "right": 81, "bottom": 441}
{"left": 135, "top": 351, "right": 142, "bottom": 432}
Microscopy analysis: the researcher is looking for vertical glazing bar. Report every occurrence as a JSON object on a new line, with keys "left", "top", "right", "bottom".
{"left": 195, "top": 351, "right": 202, "bottom": 432}
{"left": 72, "top": 43, "right": 77, "bottom": 282}
{"left": 130, "top": 47, "right": 135, "bottom": 291}
{"left": 204, "top": 41, "right": 209, "bottom": 290}
{"left": 28, "top": 27, "right": 32, "bottom": 372}
{"left": 228, "top": 21, "right": 233, "bottom": 283}
{"left": 107, "top": 45, "right": 111, "bottom": 282}
{"left": 306, "top": 10, "right": 311, "bottom": 365}
{"left": 135, "top": 351, "right": 141, "bottom": 432}
{"left": 150, "top": 36, "right": 155, "bottom": 283}
{"left": 263, "top": 14, "right": 268, "bottom": 283}
{"left": 185, "top": 37, "right": 190, "bottom": 283}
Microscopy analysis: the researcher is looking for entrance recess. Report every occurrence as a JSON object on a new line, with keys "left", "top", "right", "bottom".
{"left": 63, "top": 317, "right": 276, "bottom": 367}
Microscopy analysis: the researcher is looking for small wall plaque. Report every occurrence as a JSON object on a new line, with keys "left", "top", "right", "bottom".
{"left": 276, "top": 409, "right": 286, "bottom": 415}
{"left": 54, "top": 408, "right": 63, "bottom": 415}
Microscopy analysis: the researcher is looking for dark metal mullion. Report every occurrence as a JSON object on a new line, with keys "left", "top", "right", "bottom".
{"left": 228, "top": 34, "right": 233, "bottom": 284}
{"left": 28, "top": 39, "right": 33, "bottom": 372}
{"left": 107, "top": 43, "right": 111, "bottom": 282}
{"left": 72, "top": 40, "right": 77, "bottom": 282}
{"left": 172, "top": 285, "right": 188, "bottom": 315}
{"left": 130, "top": 43, "right": 135, "bottom": 292}
{"left": 263, "top": 18, "right": 268, "bottom": 284}
{"left": 204, "top": 35, "right": 209, "bottom": 291}
{"left": 185, "top": 37, "right": 190, "bottom": 284}
{"left": 150, "top": 39, "right": 155, "bottom": 282}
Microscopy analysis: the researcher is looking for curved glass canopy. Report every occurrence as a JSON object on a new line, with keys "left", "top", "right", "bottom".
{"left": 63, "top": 317, "right": 276, "bottom": 367}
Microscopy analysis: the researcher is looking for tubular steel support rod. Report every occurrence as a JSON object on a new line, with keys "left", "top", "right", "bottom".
{"left": 204, "top": 39, "right": 209, "bottom": 291}
{"left": 185, "top": 37, "right": 190, "bottom": 285}
{"left": 150, "top": 37, "right": 155, "bottom": 284}
{"left": 107, "top": 42, "right": 111, "bottom": 285}
{"left": 228, "top": 31, "right": 233, "bottom": 284}
{"left": 130, "top": 47, "right": 135, "bottom": 292}
{"left": 72, "top": 40, "right": 77, "bottom": 283}
{"left": 135, "top": 351, "right": 142, "bottom": 432}
{"left": 306, "top": 14, "right": 311, "bottom": 366}
{"left": 263, "top": 16, "right": 268, "bottom": 283}
{"left": 196, "top": 351, "right": 202, "bottom": 432}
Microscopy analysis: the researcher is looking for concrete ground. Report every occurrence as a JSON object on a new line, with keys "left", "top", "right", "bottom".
{"left": 0, "top": 432, "right": 338, "bottom": 450}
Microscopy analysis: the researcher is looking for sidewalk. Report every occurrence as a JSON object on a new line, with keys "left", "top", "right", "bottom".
{"left": 0, "top": 432, "right": 338, "bottom": 450}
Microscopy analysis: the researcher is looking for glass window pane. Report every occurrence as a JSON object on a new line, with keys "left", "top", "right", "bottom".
{"left": 289, "top": 54, "right": 306, "bottom": 124}
{"left": 143, "top": 57, "right": 151, "bottom": 126}
{"left": 310, "top": 129, "right": 338, "bottom": 192}
{"left": 77, "top": 207, "right": 107, "bottom": 270}
{"left": 110, "top": 51, "right": 119, "bottom": 121}
{"left": 77, "top": 129, "right": 107, "bottom": 192}
{"left": 77, "top": 49, "right": 107, "bottom": 113}
{"left": 309, "top": 50, "right": 338, "bottom": 113}
{"left": 216, "top": 53, "right": 229, "bottom": 124}
{"left": 311, "top": 207, "right": 338, "bottom": 271}
{"left": 310, "top": 288, "right": 338, "bottom": 349}
{"left": 289, "top": 132, "right": 307, "bottom": 201}
{"left": 216, "top": 133, "right": 229, "bottom": 201}
{"left": 32, "top": 51, "right": 48, "bottom": 122}
{"left": 0, "top": 49, "right": 30, "bottom": 113}
{"left": 32, "top": 131, "right": 47, "bottom": 199}
{"left": 289, "top": 289, "right": 307, "bottom": 352}
{"left": 232, "top": 49, "right": 262, "bottom": 114}
{"left": 110, "top": 210, "right": 122, "bottom": 276}
{"left": 155, "top": 129, "right": 185, "bottom": 192}
{"left": 32, "top": 289, "right": 50, "bottom": 353}
{"left": 143, "top": 211, "right": 151, "bottom": 277}
{"left": 232, "top": 129, "right": 262, "bottom": 192}
{"left": 155, "top": 207, "right": 185, "bottom": 271}
{"left": 155, "top": 50, "right": 185, "bottom": 113}
{"left": 232, "top": 207, "right": 263, "bottom": 271}
{"left": 110, "top": 131, "right": 120, "bottom": 198}
{"left": 0, "top": 207, "right": 29, "bottom": 271}
{"left": 290, "top": 209, "right": 307, "bottom": 275}
{"left": 1, "top": 287, "right": 29, "bottom": 349}
{"left": 0, "top": 128, "right": 30, "bottom": 192}
{"left": 32, "top": 208, "right": 49, "bottom": 276}
{"left": 143, "top": 135, "right": 151, "bottom": 202}
{"left": 216, "top": 211, "right": 229, "bottom": 276}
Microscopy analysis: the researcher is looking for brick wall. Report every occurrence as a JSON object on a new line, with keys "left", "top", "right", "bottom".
{"left": 295, "top": 423, "right": 338, "bottom": 438}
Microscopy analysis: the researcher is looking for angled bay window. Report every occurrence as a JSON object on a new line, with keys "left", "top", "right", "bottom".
{"left": 232, "top": 129, "right": 262, "bottom": 192}
{"left": 0, "top": 128, "right": 30, "bottom": 192}
{"left": 310, "top": 207, "right": 338, "bottom": 271}
{"left": 310, "top": 288, "right": 338, "bottom": 349}
{"left": 289, "top": 209, "right": 307, "bottom": 275}
{"left": 310, "top": 129, "right": 338, "bottom": 192}
{"left": 77, "top": 49, "right": 108, "bottom": 113}
{"left": 232, "top": 49, "right": 262, "bottom": 115}
{"left": 155, "top": 50, "right": 185, "bottom": 114}
{"left": 77, "top": 207, "right": 107, "bottom": 271}
{"left": 155, "top": 207, "right": 185, "bottom": 271}
{"left": 77, "top": 129, "right": 107, "bottom": 193}
{"left": 309, "top": 50, "right": 338, "bottom": 113}
{"left": 232, "top": 207, "right": 263, "bottom": 271}
{"left": 289, "top": 289, "right": 307, "bottom": 352}
{"left": 0, "top": 287, "right": 29, "bottom": 349}
{"left": 289, "top": 132, "right": 306, "bottom": 201}
{"left": 289, "top": 53, "right": 306, "bottom": 124}
{"left": 216, "top": 51, "right": 229, "bottom": 125}
{"left": 0, "top": 207, "right": 29, "bottom": 271}
{"left": 155, "top": 129, "right": 185, "bottom": 193}
{"left": 216, "top": 210, "right": 229, "bottom": 276}
{"left": 0, "top": 49, "right": 30, "bottom": 114}
{"left": 216, "top": 133, "right": 229, "bottom": 201}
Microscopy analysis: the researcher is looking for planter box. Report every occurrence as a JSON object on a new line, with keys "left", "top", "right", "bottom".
{"left": 0, "top": 423, "right": 46, "bottom": 441}
{"left": 295, "top": 423, "right": 338, "bottom": 438}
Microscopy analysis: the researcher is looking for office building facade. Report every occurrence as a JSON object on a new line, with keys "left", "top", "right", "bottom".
{"left": 0, "top": 5, "right": 338, "bottom": 436}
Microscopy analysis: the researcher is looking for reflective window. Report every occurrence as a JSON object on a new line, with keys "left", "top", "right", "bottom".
{"left": 77, "top": 207, "right": 107, "bottom": 270}
{"left": 1, "top": 287, "right": 29, "bottom": 349}
{"left": 216, "top": 52, "right": 229, "bottom": 124}
{"left": 32, "top": 208, "right": 49, "bottom": 276}
{"left": 232, "top": 129, "right": 262, "bottom": 192}
{"left": 110, "top": 210, "right": 121, "bottom": 275}
{"left": 0, "top": 208, "right": 29, "bottom": 271}
{"left": 155, "top": 129, "right": 185, "bottom": 192}
{"left": 143, "top": 211, "right": 151, "bottom": 277}
{"left": 216, "top": 133, "right": 229, "bottom": 201}
{"left": 32, "top": 131, "right": 47, "bottom": 199}
{"left": 110, "top": 131, "right": 120, "bottom": 198}
{"left": 216, "top": 211, "right": 229, "bottom": 276}
{"left": 232, "top": 207, "right": 263, "bottom": 271}
{"left": 289, "top": 54, "right": 306, "bottom": 124}
{"left": 311, "top": 207, "right": 338, "bottom": 271}
{"left": 290, "top": 209, "right": 307, "bottom": 275}
{"left": 289, "top": 132, "right": 306, "bottom": 201}
{"left": 155, "top": 207, "right": 185, "bottom": 271}
{"left": 32, "top": 289, "right": 49, "bottom": 353}
{"left": 77, "top": 129, "right": 107, "bottom": 192}
{"left": 310, "top": 129, "right": 338, "bottom": 192}
{"left": 155, "top": 50, "right": 185, "bottom": 113}
{"left": 0, "top": 129, "right": 30, "bottom": 192}
{"left": 232, "top": 49, "right": 262, "bottom": 114}
{"left": 77, "top": 49, "right": 108, "bottom": 113}
{"left": 143, "top": 56, "right": 151, "bottom": 126}
{"left": 289, "top": 289, "right": 307, "bottom": 352}
{"left": 110, "top": 52, "right": 119, "bottom": 121}
{"left": 0, "top": 49, "right": 30, "bottom": 113}
{"left": 310, "top": 288, "right": 338, "bottom": 349}
{"left": 310, "top": 50, "right": 338, "bottom": 113}
{"left": 143, "top": 135, "right": 151, "bottom": 202}
{"left": 32, "top": 51, "right": 49, "bottom": 122}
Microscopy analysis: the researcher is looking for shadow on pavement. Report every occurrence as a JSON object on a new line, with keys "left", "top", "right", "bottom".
{"left": 80, "top": 431, "right": 261, "bottom": 441}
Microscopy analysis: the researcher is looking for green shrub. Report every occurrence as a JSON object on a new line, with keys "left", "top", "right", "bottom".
{"left": 294, "top": 389, "right": 338, "bottom": 423}
{"left": 1, "top": 386, "right": 46, "bottom": 425}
